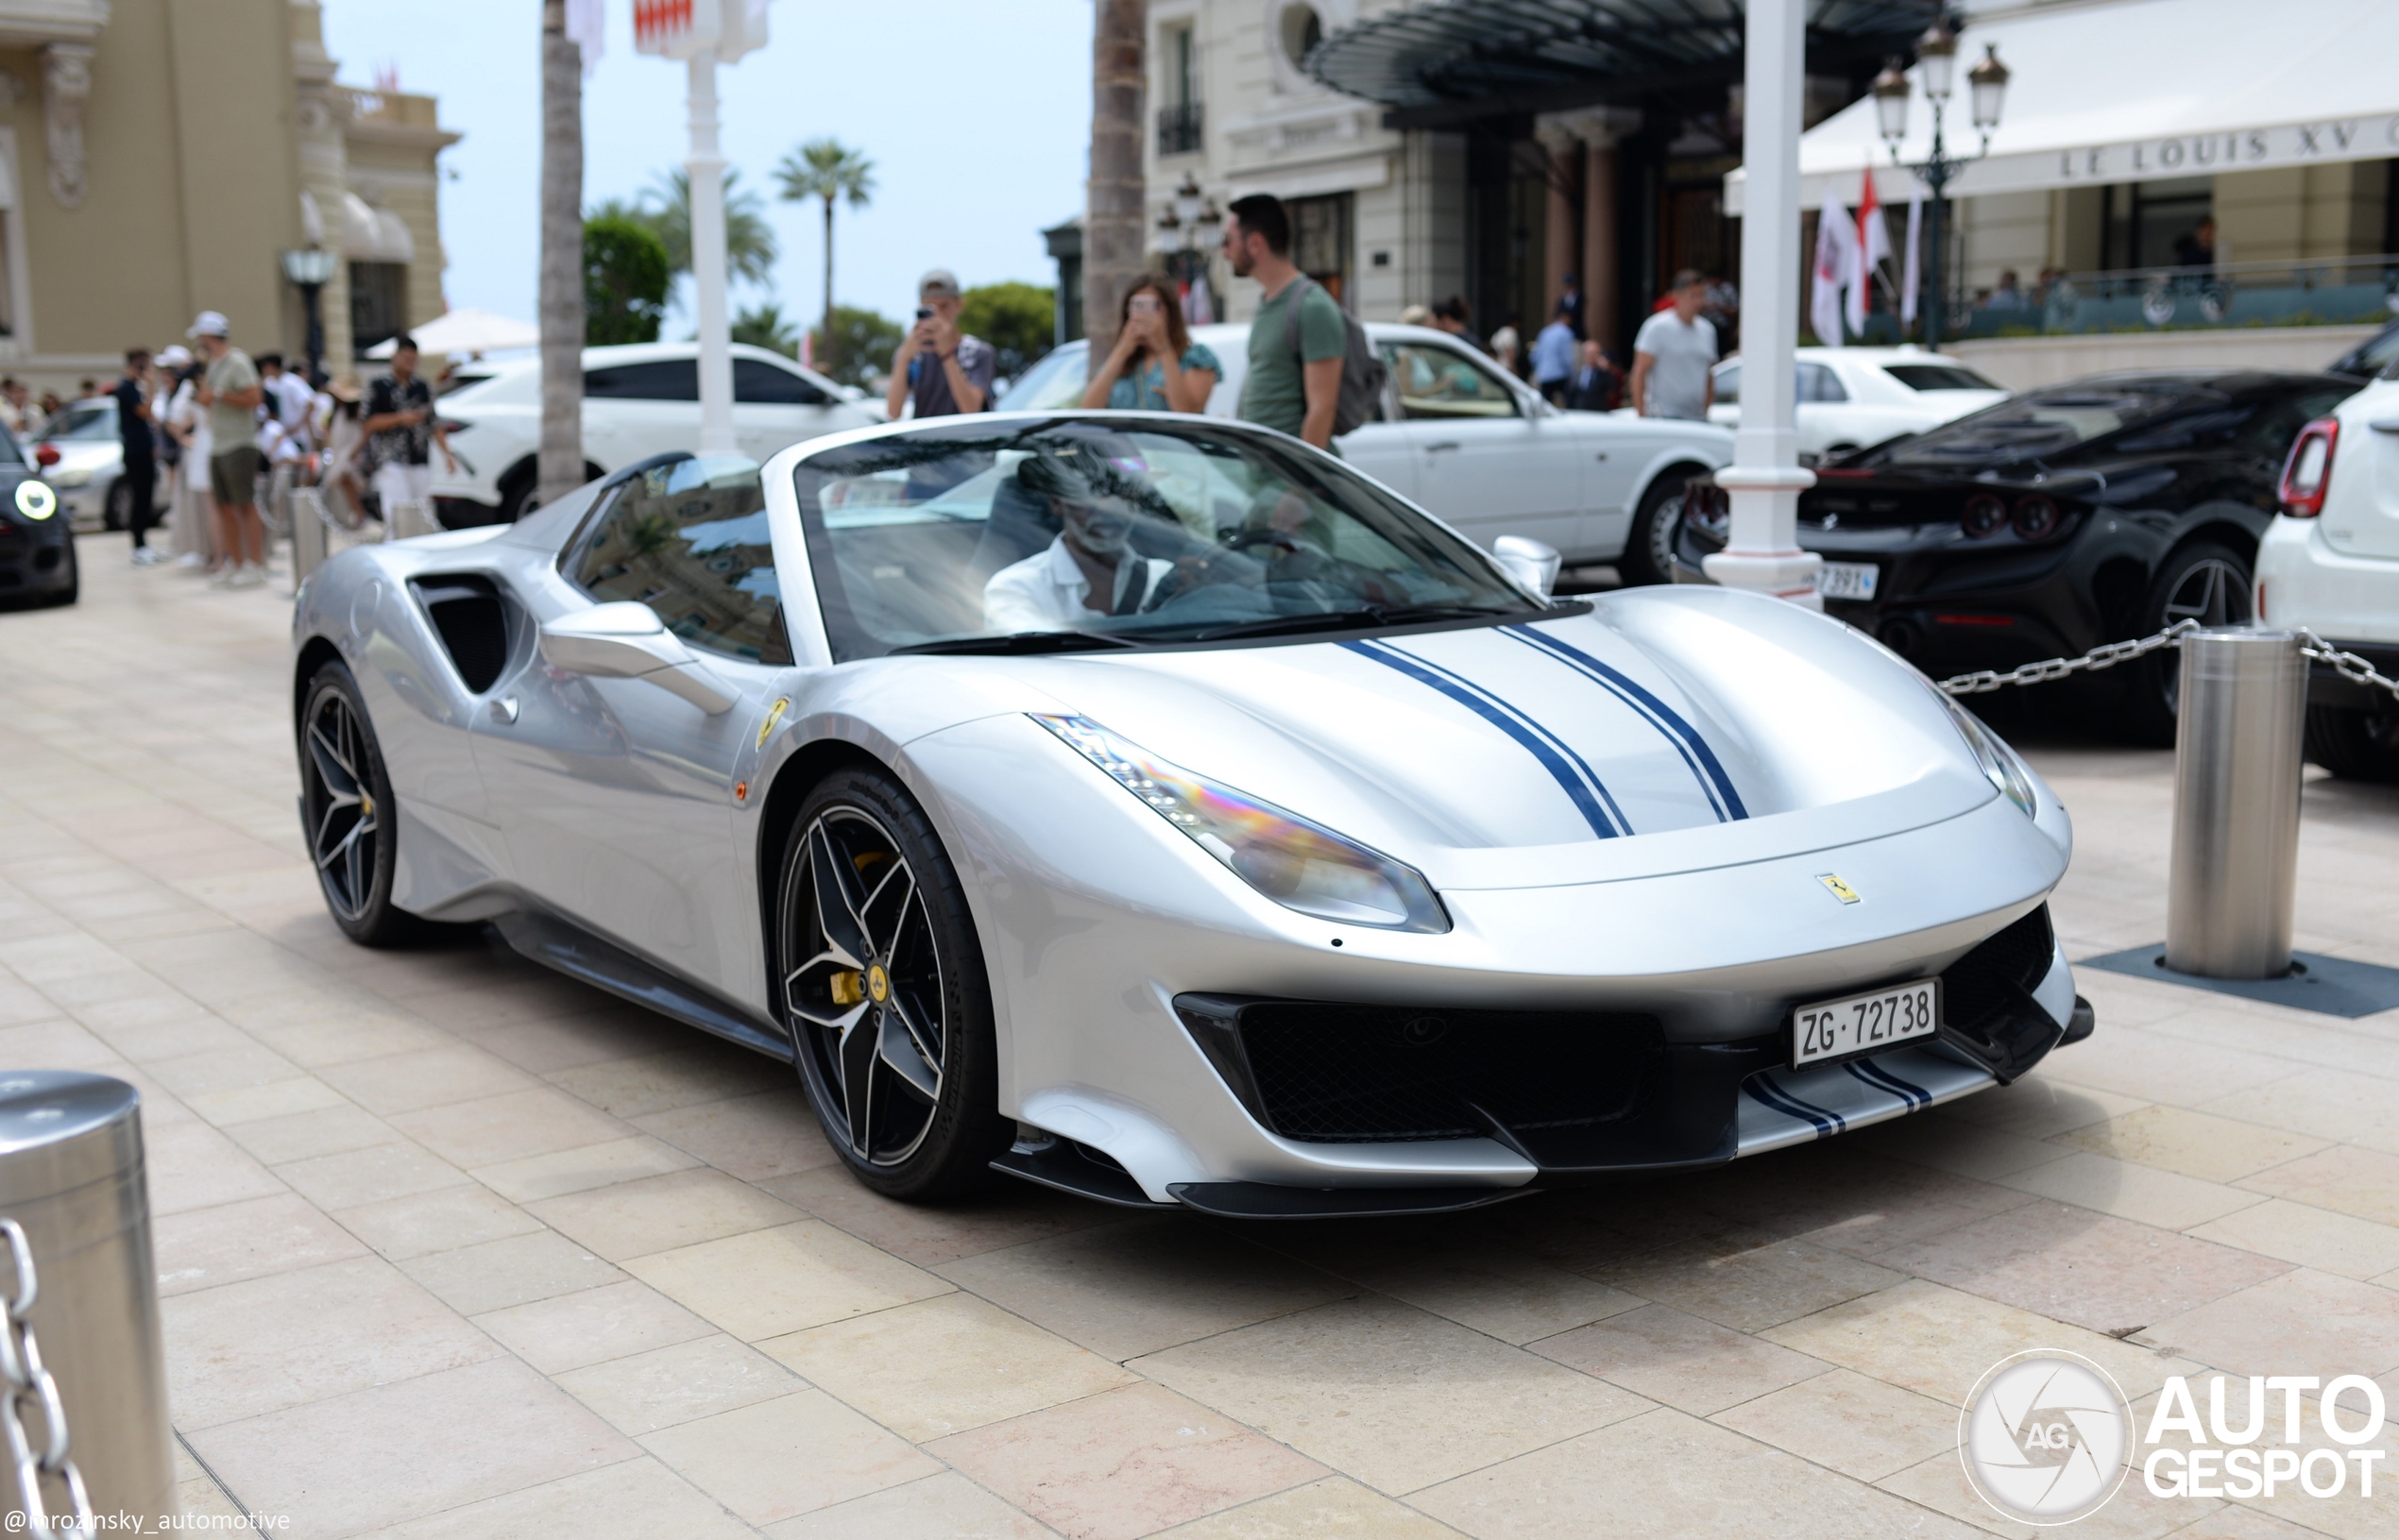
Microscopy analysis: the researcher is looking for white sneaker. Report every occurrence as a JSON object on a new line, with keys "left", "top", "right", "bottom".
{"left": 174, "top": 551, "right": 207, "bottom": 572}
{"left": 130, "top": 547, "right": 162, "bottom": 567}
{"left": 209, "top": 565, "right": 237, "bottom": 588}
{"left": 230, "top": 563, "right": 265, "bottom": 589}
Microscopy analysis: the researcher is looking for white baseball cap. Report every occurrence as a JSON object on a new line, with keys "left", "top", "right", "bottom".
{"left": 186, "top": 310, "right": 230, "bottom": 339}
{"left": 157, "top": 345, "right": 193, "bottom": 368}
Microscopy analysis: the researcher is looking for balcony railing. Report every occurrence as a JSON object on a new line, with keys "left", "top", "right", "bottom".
{"left": 1157, "top": 101, "right": 1204, "bottom": 156}
{"left": 1943, "top": 254, "right": 2399, "bottom": 340}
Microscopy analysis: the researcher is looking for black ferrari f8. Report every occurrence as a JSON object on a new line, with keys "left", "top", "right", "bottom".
{"left": 1675, "top": 370, "right": 2359, "bottom": 739}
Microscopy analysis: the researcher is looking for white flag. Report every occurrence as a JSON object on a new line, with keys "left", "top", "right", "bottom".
{"left": 1812, "top": 203, "right": 1860, "bottom": 347}
{"left": 566, "top": 0, "right": 604, "bottom": 77}
{"left": 1850, "top": 171, "right": 1892, "bottom": 337}
{"left": 1900, "top": 190, "right": 1923, "bottom": 329}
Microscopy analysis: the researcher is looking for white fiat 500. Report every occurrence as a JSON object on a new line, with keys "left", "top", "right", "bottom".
{"left": 1708, "top": 347, "right": 2010, "bottom": 465}
{"left": 2256, "top": 369, "right": 2399, "bottom": 781}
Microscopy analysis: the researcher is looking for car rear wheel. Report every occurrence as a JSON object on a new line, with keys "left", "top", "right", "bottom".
{"left": 2305, "top": 703, "right": 2399, "bottom": 783}
{"left": 103, "top": 480, "right": 128, "bottom": 532}
{"left": 298, "top": 662, "right": 425, "bottom": 946}
{"left": 1621, "top": 466, "right": 1700, "bottom": 586}
{"left": 2126, "top": 540, "right": 2251, "bottom": 745}
{"left": 777, "top": 768, "right": 1008, "bottom": 1202}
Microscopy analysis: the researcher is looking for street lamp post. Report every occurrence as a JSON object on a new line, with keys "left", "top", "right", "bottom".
{"left": 1153, "top": 172, "right": 1219, "bottom": 308}
{"left": 281, "top": 246, "right": 339, "bottom": 381}
{"left": 1873, "top": 23, "right": 2009, "bottom": 351}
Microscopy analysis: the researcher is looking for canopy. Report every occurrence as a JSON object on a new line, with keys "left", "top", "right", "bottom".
{"left": 340, "top": 192, "right": 416, "bottom": 262}
{"left": 1727, "top": 0, "right": 2399, "bottom": 213}
{"left": 366, "top": 308, "right": 539, "bottom": 359}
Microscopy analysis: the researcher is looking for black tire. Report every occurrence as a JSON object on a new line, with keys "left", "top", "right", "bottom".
{"left": 499, "top": 460, "right": 605, "bottom": 524}
{"left": 2123, "top": 540, "right": 2252, "bottom": 745}
{"left": 298, "top": 661, "right": 426, "bottom": 946}
{"left": 2305, "top": 703, "right": 2399, "bottom": 783}
{"left": 1620, "top": 465, "right": 1700, "bottom": 586}
{"left": 103, "top": 480, "right": 128, "bottom": 532}
{"left": 45, "top": 535, "right": 76, "bottom": 606}
{"left": 776, "top": 767, "right": 1008, "bottom": 1201}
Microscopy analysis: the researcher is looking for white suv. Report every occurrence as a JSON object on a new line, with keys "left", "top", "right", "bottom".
{"left": 2256, "top": 371, "right": 2399, "bottom": 780}
{"left": 431, "top": 342, "right": 877, "bottom": 525}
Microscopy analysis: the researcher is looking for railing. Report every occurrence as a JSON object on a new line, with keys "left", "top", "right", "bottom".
{"left": 1941, "top": 253, "right": 2399, "bottom": 340}
{"left": 1157, "top": 101, "right": 1204, "bottom": 156}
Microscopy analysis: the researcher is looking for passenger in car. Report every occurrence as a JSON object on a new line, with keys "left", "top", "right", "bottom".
{"left": 982, "top": 452, "right": 1175, "bottom": 631}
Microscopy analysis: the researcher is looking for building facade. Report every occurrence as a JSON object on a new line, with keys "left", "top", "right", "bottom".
{"left": 0, "top": 0, "right": 455, "bottom": 392}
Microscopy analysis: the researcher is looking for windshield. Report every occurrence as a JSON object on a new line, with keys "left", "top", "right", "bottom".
{"left": 995, "top": 346, "right": 1090, "bottom": 412}
{"left": 48, "top": 401, "right": 114, "bottom": 441}
{"left": 1882, "top": 364, "right": 2001, "bottom": 393}
{"left": 792, "top": 418, "right": 1536, "bottom": 661}
{"left": 1868, "top": 382, "right": 2212, "bottom": 465}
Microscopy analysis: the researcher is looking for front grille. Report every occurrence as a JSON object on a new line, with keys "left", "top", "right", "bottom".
{"left": 1944, "top": 905, "right": 2055, "bottom": 1038}
{"left": 1192, "top": 1000, "right": 1664, "bottom": 1143}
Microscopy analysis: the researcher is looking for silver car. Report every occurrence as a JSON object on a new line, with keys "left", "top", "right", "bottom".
{"left": 291, "top": 413, "right": 2091, "bottom": 1217}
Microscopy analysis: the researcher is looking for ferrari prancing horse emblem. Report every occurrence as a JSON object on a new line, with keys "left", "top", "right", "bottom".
{"left": 1817, "top": 873, "right": 1862, "bottom": 905}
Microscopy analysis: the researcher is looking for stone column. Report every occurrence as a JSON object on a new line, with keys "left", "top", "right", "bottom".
{"left": 289, "top": 2, "right": 353, "bottom": 371}
{"left": 1536, "top": 109, "right": 1641, "bottom": 352}
{"left": 1533, "top": 118, "right": 1582, "bottom": 327}
{"left": 40, "top": 43, "right": 92, "bottom": 208}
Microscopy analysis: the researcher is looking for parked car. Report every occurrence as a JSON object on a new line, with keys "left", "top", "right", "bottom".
{"left": 999, "top": 321, "right": 1732, "bottom": 583}
{"left": 1707, "top": 347, "right": 2011, "bottom": 465}
{"left": 0, "top": 428, "right": 73, "bottom": 605}
{"left": 1675, "top": 369, "right": 2363, "bottom": 740}
{"left": 36, "top": 397, "right": 126, "bottom": 532}
{"left": 2327, "top": 316, "right": 2399, "bottom": 381}
{"left": 429, "top": 342, "right": 877, "bottom": 526}
{"left": 290, "top": 418, "right": 2086, "bottom": 1212}
{"left": 2255, "top": 365, "right": 2399, "bottom": 780}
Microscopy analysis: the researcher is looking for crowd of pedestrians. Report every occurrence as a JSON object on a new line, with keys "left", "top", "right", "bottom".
{"left": 68, "top": 310, "right": 448, "bottom": 587}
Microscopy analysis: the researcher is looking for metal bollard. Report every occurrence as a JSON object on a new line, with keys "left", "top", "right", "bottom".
{"left": 290, "top": 487, "right": 328, "bottom": 585}
{"left": 2166, "top": 627, "right": 2307, "bottom": 979}
{"left": 0, "top": 1073, "right": 173, "bottom": 1533}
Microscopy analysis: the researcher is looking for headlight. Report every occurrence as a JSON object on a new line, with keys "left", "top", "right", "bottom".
{"left": 1943, "top": 695, "right": 2037, "bottom": 817}
{"left": 12, "top": 482, "right": 55, "bottom": 520}
{"left": 1032, "top": 713, "right": 1451, "bottom": 933}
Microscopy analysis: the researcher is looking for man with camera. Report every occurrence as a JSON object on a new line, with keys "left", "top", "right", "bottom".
{"left": 885, "top": 268, "right": 995, "bottom": 420}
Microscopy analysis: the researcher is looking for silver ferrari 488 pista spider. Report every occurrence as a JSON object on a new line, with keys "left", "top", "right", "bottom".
{"left": 290, "top": 412, "right": 2092, "bottom": 1218}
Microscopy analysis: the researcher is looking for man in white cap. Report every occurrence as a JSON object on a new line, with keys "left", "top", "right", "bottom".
{"left": 189, "top": 310, "right": 268, "bottom": 587}
{"left": 884, "top": 268, "right": 995, "bottom": 421}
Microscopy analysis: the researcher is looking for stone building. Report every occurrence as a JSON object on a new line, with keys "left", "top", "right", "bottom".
{"left": 0, "top": 0, "right": 456, "bottom": 392}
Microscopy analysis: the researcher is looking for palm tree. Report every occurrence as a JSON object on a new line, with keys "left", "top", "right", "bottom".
{"left": 641, "top": 168, "right": 779, "bottom": 287}
{"left": 731, "top": 301, "right": 803, "bottom": 359}
{"left": 536, "top": 0, "right": 584, "bottom": 510}
{"left": 1086, "top": 0, "right": 1148, "bottom": 364}
{"left": 774, "top": 138, "right": 876, "bottom": 344}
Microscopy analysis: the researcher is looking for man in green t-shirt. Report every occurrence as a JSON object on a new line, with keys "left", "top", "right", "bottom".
{"left": 190, "top": 310, "right": 268, "bottom": 587}
{"left": 1222, "top": 194, "right": 1345, "bottom": 449}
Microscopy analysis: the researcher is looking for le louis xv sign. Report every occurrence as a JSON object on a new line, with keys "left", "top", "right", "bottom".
{"left": 2048, "top": 114, "right": 2399, "bottom": 184}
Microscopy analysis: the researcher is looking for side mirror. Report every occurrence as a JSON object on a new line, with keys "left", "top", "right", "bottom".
{"left": 539, "top": 601, "right": 736, "bottom": 715}
{"left": 1492, "top": 535, "right": 1562, "bottom": 600}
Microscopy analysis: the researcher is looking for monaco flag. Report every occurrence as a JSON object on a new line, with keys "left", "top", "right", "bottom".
{"left": 1849, "top": 171, "right": 1893, "bottom": 337}
{"left": 1812, "top": 201, "right": 1861, "bottom": 347}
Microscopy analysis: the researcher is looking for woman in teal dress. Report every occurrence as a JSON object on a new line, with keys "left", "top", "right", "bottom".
{"left": 1080, "top": 274, "right": 1220, "bottom": 414}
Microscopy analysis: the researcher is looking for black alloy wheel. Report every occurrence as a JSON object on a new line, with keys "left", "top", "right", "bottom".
{"left": 1621, "top": 467, "right": 1699, "bottom": 586}
{"left": 778, "top": 768, "right": 1007, "bottom": 1201}
{"left": 45, "top": 534, "right": 77, "bottom": 606}
{"left": 2126, "top": 541, "right": 2252, "bottom": 745}
{"left": 2305, "top": 703, "right": 2399, "bottom": 783}
{"left": 103, "top": 480, "right": 128, "bottom": 532}
{"left": 298, "top": 662, "right": 421, "bottom": 945}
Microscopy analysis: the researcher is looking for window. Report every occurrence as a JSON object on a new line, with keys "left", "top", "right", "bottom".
{"left": 1286, "top": 192, "right": 1352, "bottom": 302}
{"left": 565, "top": 456, "right": 791, "bottom": 665}
{"left": 1711, "top": 363, "right": 1849, "bottom": 404}
{"left": 734, "top": 358, "right": 827, "bottom": 405}
{"left": 1156, "top": 25, "right": 1203, "bottom": 154}
{"left": 1279, "top": 4, "right": 1322, "bottom": 68}
{"left": 47, "top": 401, "right": 114, "bottom": 440}
{"left": 349, "top": 262, "right": 408, "bottom": 354}
{"left": 1382, "top": 343, "right": 1520, "bottom": 420}
{"left": 1883, "top": 364, "right": 2001, "bottom": 393}
{"left": 585, "top": 360, "right": 700, "bottom": 400}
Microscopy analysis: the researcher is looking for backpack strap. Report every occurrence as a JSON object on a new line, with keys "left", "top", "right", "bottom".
{"left": 1282, "top": 276, "right": 1314, "bottom": 360}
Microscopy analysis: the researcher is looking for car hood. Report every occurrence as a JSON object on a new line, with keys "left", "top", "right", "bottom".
{"left": 906, "top": 587, "right": 2018, "bottom": 891}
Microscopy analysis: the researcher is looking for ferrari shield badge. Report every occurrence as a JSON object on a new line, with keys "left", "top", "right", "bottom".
{"left": 757, "top": 696, "right": 790, "bottom": 750}
{"left": 1817, "top": 873, "right": 1863, "bottom": 905}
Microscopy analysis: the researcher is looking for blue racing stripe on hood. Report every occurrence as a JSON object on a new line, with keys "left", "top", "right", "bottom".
{"left": 1504, "top": 624, "right": 1749, "bottom": 821}
{"left": 1339, "top": 638, "right": 1623, "bottom": 839}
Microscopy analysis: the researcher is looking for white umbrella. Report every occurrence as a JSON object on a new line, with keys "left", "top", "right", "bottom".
{"left": 366, "top": 308, "right": 539, "bottom": 359}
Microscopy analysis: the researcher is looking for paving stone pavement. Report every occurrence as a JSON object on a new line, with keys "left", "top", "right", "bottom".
{"left": 7, "top": 536, "right": 2399, "bottom": 1539}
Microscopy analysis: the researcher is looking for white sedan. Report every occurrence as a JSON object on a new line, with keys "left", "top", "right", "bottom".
{"left": 1708, "top": 347, "right": 2009, "bottom": 465}
{"left": 1002, "top": 321, "right": 1731, "bottom": 583}
{"left": 431, "top": 342, "right": 878, "bottom": 525}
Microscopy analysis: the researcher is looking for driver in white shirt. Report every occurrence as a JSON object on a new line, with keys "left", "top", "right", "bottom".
{"left": 983, "top": 469, "right": 1174, "bottom": 633}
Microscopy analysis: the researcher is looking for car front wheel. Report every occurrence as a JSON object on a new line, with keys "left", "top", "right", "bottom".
{"left": 2305, "top": 703, "right": 2399, "bottom": 783}
{"left": 777, "top": 767, "right": 1009, "bottom": 1202}
{"left": 1621, "top": 467, "right": 1699, "bottom": 586}
{"left": 298, "top": 662, "right": 426, "bottom": 945}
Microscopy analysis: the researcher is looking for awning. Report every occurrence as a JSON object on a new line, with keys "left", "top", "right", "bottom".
{"left": 1308, "top": 0, "right": 1925, "bottom": 116}
{"left": 1727, "top": 0, "right": 2399, "bottom": 213}
{"left": 365, "top": 308, "right": 537, "bottom": 359}
{"left": 340, "top": 192, "right": 417, "bottom": 263}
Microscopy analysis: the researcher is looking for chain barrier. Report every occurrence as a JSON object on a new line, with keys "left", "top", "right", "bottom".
{"left": 0, "top": 1220, "right": 92, "bottom": 1539}
{"left": 1935, "top": 619, "right": 2399, "bottom": 704}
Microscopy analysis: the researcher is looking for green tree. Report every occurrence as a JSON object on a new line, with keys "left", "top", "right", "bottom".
{"left": 600, "top": 170, "right": 779, "bottom": 287}
{"left": 732, "top": 301, "right": 803, "bottom": 359}
{"left": 809, "top": 305, "right": 903, "bottom": 390}
{"left": 960, "top": 281, "right": 1057, "bottom": 381}
{"left": 583, "top": 214, "right": 671, "bottom": 345}
{"left": 774, "top": 138, "right": 876, "bottom": 344}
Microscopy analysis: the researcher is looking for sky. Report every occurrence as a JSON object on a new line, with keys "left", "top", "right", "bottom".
{"left": 321, "top": 0, "right": 1094, "bottom": 334}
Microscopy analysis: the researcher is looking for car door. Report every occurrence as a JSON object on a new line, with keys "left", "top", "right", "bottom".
{"left": 472, "top": 458, "right": 785, "bottom": 996}
{"left": 583, "top": 358, "right": 700, "bottom": 472}
{"left": 734, "top": 354, "right": 861, "bottom": 464}
{"left": 1379, "top": 340, "right": 1578, "bottom": 549}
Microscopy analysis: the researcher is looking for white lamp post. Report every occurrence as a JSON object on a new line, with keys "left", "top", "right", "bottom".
{"left": 1702, "top": 0, "right": 1821, "bottom": 607}
{"left": 636, "top": 0, "right": 770, "bottom": 459}
{"left": 1872, "top": 26, "right": 2010, "bottom": 351}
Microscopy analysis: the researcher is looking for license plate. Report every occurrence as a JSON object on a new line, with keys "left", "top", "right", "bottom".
{"left": 1792, "top": 979, "right": 1939, "bottom": 1068}
{"left": 1817, "top": 561, "right": 1879, "bottom": 601}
